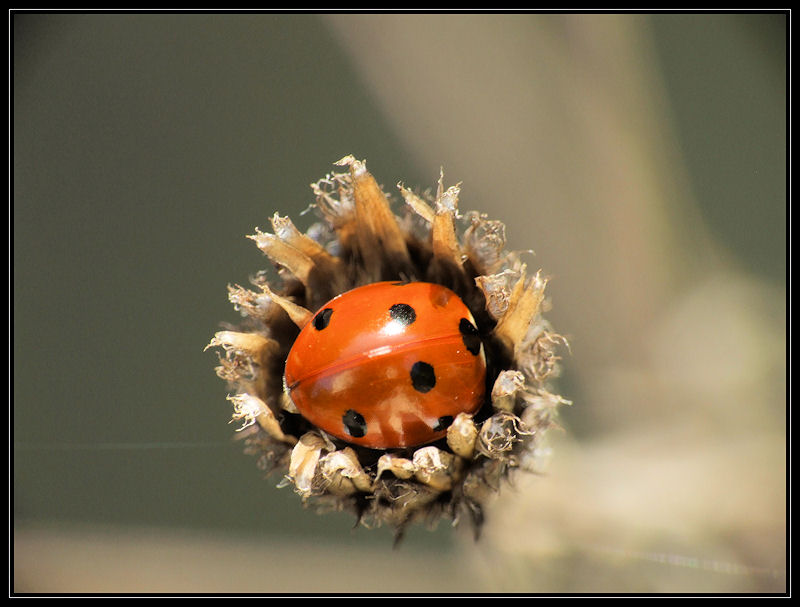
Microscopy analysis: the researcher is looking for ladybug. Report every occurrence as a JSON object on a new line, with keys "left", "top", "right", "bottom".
{"left": 284, "top": 282, "right": 487, "bottom": 449}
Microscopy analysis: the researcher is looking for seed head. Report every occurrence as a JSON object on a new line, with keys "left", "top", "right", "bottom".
{"left": 207, "top": 156, "right": 570, "bottom": 542}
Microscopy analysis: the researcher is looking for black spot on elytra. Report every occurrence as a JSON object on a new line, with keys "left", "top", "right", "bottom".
{"left": 433, "top": 415, "right": 454, "bottom": 432}
{"left": 389, "top": 303, "right": 416, "bottom": 326}
{"left": 410, "top": 361, "right": 436, "bottom": 393}
{"left": 313, "top": 308, "right": 333, "bottom": 330}
{"left": 342, "top": 409, "right": 367, "bottom": 438}
{"left": 459, "top": 317, "right": 482, "bottom": 355}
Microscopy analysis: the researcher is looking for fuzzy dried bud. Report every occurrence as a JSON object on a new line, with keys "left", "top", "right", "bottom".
{"left": 376, "top": 454, "right": 417, "bottom": 480}
{"left": 318, "top": 447, "right": 373, "bottom": 496}
{"left": 491, "top": 370, "right": 527, "bottom": 412}
{"left": 413, "top": 446, "right": 461, "bottom": 492}
{"left": 288, "top": 433, "right": 330, "bottom": 498}
{"left": 447, "top": 413, "right": 479, "bottom": 459}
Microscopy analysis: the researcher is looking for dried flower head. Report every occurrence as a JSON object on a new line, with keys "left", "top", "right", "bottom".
{"left": 207, "top": 155, "right": 570, "bottom": 542}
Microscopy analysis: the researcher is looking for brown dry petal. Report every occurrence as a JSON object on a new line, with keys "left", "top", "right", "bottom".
{"left": 208, "top": 156, "right": 569, "bottom": 540}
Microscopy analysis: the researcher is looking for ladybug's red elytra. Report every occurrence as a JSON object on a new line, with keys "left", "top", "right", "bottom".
{"left": 284, "top": 282, "right": 487, "bottom": 449}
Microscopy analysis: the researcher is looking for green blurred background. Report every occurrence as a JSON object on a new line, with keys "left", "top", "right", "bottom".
{"left": 13, "top": 13, "right": 786, "bottom": 593}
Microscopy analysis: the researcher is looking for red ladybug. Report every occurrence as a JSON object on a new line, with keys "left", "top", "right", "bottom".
{"left": 284, "top": 282, "right": 487, "bottom": 449}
